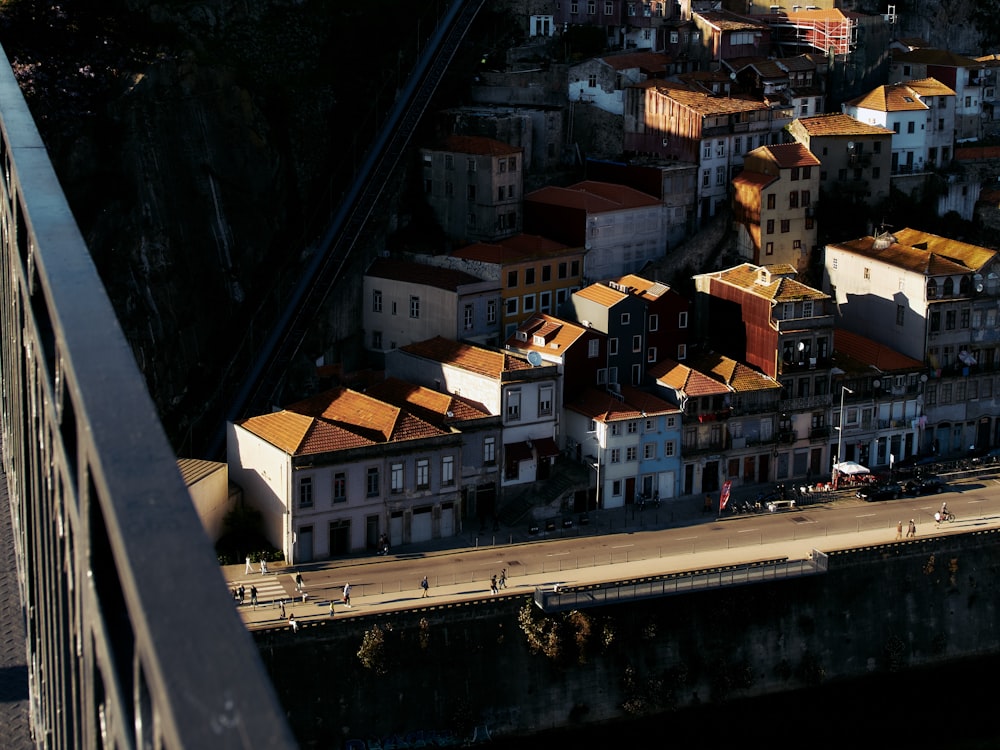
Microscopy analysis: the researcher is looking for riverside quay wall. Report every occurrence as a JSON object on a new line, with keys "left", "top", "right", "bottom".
{"left": 253, "top": 531, "right": 1000, "bottom": 748}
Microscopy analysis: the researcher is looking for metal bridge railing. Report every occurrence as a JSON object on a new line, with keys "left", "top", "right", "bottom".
{"left": 0, "top": 43, "right": 296, "bottom": 749}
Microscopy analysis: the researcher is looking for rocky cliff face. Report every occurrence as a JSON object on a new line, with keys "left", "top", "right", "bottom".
{"left": 0, "top": 0, "right": 440, "bottom": 454}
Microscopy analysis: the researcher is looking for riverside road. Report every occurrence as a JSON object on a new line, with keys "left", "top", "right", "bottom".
{"left": 224, "top": 471, "right": 1000, "bottom": 630}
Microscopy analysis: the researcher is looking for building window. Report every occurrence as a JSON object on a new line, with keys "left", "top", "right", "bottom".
{"left": 539, "top": 386, "right": 553, "bottom": 416}
{"left": 649, "top": 313, "right": 659, "bottom": 331}
{"left": 789, "top": 191, "right": 798, "bottom": 209}
{"left": 610, "top": 448, "right": 621, "bottom": 464}
{"left": 610, "top": 338, "right": 619, "bottom": 355}
{"left": 588, "top": 338, "right": 600, "bottom": 358}
{"left": 484, "top": 437, "right": 496, "bottom": 465}
{"left": 678, "top": 344, "right": 687, "bottom": 360}
{"left": 558, "top": 262, "right": 568, "bottom": 279}
{"left": 644, "top": 442, "right": 656, "bottom": 459}
{"left": 506, "top": 390, "right": 521, "bottom": 421}
{"left": 525, "top": 267, "right": 536, "bottom": 285}
{"left": 801, "top": 190, "right": 811, "bottom": 206}
{"left": 298, "top": 476, "right": 313, "bottom": 508}
{"left": 540, "top": 290, "right": 552, "bottom": 312}
{"left": 505, "top": 297, "right": 518, "bottom": 316}
{"left": 467, "top": 184, "right": 476, "bottom": 201}
{"left": 442, "top": 456, "right": 454, "bottom": 486}
{"left": 464, "top": 304, "right": 474, "bottom": 330}
{"left": 632, "top": 334, "right": 642, "bottom": 352}
{"left": 790, "top": 167, "right": 800, "bottom": 181}
{"left": 961, "top": 308, "right": 970, "bottom": 328}
{"left": 766, "top": 242, "right": 774, "bottom": 255}
{"left": 632, "top": 363, "right": 641, "bottom": 385}
{"left": 372, "top": 289, "right": 382, "bottom": 312}
{"left": 946, "top": 310, "right": 956, "bottom": 330}
{"left": 647, "top": 347, "right": 657, "bottom": 363}
{"left": 333, "top": 473, "right": 346, "bottom": 504}
{"left": 664, "top": 440, "right": 675, "bottom": 457}
{"left": 716, "top": 140, "right": 725, "bottom": 157}
{"left": 444, "top": 154, "right": 454, "bottom": 170}
{"left": 780, "top": 219, "right": 790, "bottom": 233}
{"left": 507, "top": 269, "right": 518, "bottom": 287}
{"left": 716, "top": 166, "right": 726, "bottom": 185}
{"left": 523, "top": 294, "right": 535, "bottom": 313}
{"left": 391, "top": 463, "right": 404, "bottom": 493}
{"left": 766, "top": 219, "right": 774, "bottom": 234}
{"left": 767, "top": 193, "right": 775, "bottom": 209}
{"left": 409, "top": 296, "right": 420, "bottom": 318}
{"left": 626, "top": 446, "right": 638, "bottom": 462}
{"left": 416, "top": 459, "right": 430, "bottom": 489}
{"left": 372, "top": 330, "right": 382, "bottom": 349}
{"left": 703, "top": 141, "right": 712, "bottom": 159}
{"left": 907, "top": 121, "right": 915, "bottom": 134}
{"left": 678, "top": 311, "right": 688, "bottom": 328}
{"left": 467, "top": 158, "right": 477, "bottom": 172}
{"left": 367, "top": 468, "right": 379, "bottom": 497}
{"left": 702, "top": 169, "right": 710, "bottom": 187}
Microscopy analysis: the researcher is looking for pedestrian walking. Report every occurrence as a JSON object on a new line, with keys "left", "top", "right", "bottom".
{"left": 238, "top": 584, "right": 245, "bottom": 605}
{"left": 329, "top": 600, "right": 335, "bottom": 618}
{"left": 250, "top": 585, "right": 258, "bottom": 609}
{"left": 343, "top": 582, "right": 352, "bottom": 607}
{"left": 288, "top": 614, "right": 298, "bottom": 633}
{"left": 896, "top": 520, "right": 903, "bottom": 540}
{"left": 490, "top": 574, "right": 498, "bottom": 595}
{"left": 279, "top": 600, "right": 286, "bottom": 620}
{"left": 421, "top": 576, "right": 429, "bottom": 598}
{"left": 231, "top": 586, "right": 239, "bottom": 603}
{"left": 907, "top": 519, "right": 916, "bottom": 538}
{"left": 245, "top": 555, "right": 253, "bottom": 575}
{"left": 498, "top": 568, "right": 507, "bottom": 589}
{"left": 260, "top": 558, "right": 268, "bottom": 575}
{"left": 295, "top": 572, "right": 303, "bottom": 591}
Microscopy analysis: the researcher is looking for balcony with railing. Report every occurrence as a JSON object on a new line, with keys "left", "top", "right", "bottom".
{"left": 780, "top": 393, "right": 833, "bottom": 412}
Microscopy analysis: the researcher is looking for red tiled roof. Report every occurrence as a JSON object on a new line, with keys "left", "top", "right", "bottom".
{"left": 452, "top": 233, "right": 575, "bottom": 263}
{"left": 575, "top": 283, "right": 628, "bottom": 308}
{"left": 433, "top": 134, "right": 522, "bottom": 156}
{"left": 829, "top": 229, "right": 996, "bottom": 275}
{"left": 526, "top": 181, "right": 659, "bottom": 213}
{"left": 566, "top": 386, "right": 680, "bottom": 421}
{"left": 711, "top": 263, "right": 829, "bottom": 302}
{"left": 732, "top": 171, "right": 777, "bottom": 191}
{"left": 686, "top": 351, "right": 782, "bottom": 392}
{"left": 364, "top": 377, "right": 492, "bottom": 426}
{"left": 834, "top": 329, "right": 924, "bottom": 373}
{"left": 891, "top": 48, "right": 981, "bottom": 68}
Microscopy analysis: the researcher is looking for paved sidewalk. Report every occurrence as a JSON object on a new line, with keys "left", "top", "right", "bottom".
{"left": 220, "top": 482, "right": 919, "bottom": 632}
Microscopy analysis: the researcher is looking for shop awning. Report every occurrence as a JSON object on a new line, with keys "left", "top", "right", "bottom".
{"left": 504, "top": 441, "right": 533, "bottom": 463}
{"left": 533, "top": 436, "right": 560, "bottom": 458}
{"left": 834, "top": 460, "right": 870, "bottom": 475}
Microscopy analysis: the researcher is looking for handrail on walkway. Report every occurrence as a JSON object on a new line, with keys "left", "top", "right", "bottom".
{"left": 0, "top": 42, "right": 295, "bottom": 749}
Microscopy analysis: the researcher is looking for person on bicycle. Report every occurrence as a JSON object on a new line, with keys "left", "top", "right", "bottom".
{"left": 941, "top": 501, "right": 948, "bottom": 517}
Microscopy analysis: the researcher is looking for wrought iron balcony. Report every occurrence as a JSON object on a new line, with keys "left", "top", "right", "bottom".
{"left": 0, "top": 43, "right": 295, "bottom": 749}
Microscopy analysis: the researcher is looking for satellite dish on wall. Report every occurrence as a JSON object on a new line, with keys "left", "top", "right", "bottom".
{"left": 872, "top": 379, "right": 881, "bottom": 388}
{"left": 527, "top": 351, "right": 543, "bottom": 367}
{"left": 797, "top": 342, "right": 806, "bottom": 351}
{"left": 974, "top": 273, "right": 984, "bottom": 293}
{"left": 847, "top": 141, "right": 855, "bottom": 150}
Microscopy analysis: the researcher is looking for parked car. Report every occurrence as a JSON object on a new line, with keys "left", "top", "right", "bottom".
{"left": 902, "top": 476, "right": 947, "bottom": 495}
{"left": 857, "top": 483, "right": 902, "bottom": 502}
{"left": 972, "top": 447, "right": 1000, "bottom": 465}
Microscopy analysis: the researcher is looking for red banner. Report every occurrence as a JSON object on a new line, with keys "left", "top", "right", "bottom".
{"left": 719, "top": 480, "right": 732, "bottom": 512}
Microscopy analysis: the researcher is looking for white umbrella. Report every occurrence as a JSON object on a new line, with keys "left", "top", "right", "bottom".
{"left": 834, "top": 461, "right": 870, "bottom": 475}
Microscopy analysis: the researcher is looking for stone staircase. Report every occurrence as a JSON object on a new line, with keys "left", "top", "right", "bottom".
{"left": 497, "top": 458, "right": 590, "bottom": 527}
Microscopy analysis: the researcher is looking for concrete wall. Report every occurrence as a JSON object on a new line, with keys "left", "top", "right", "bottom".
{"left": 254, "top": 532, "right": 1000, "bottom": 747}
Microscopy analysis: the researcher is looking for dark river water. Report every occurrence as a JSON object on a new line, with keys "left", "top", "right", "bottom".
{"left": 488, "top": 654, "right": 998, "bottom": 749}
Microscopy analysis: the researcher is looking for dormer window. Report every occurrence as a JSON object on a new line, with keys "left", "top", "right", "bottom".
{"left": 927, "top": 278, "right": 938, "bottom": 300}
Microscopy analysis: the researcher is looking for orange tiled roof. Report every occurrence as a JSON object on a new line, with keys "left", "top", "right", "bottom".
{"left": 687, "top": 351, "right": 782, "bottom": 392}
{"left": 834, "top": 329, "right": 924, "bottom": 373}
{"left": 399, "top": 336, "right": 533, "bottom": 378}
{"left": 657, "top": 86, "right": 773, "bottom": 116}
{"left": 696, "top": 10, "right": 769, "bottom": 31}
{"left": 764, "top": 142, "right": 821, "bottom": 168}
{"left": 649, "top": 359, "right": 731, "bottom": 397}
{"left": 732, "top": 171, "right": 777, "bottom": 191}
{"left": 575, "top": 283, "right": 628, "bottom": 308}
{"left": 845, "top": 80, "right": 955, "bottom": 112}
{"left": 504, "top": 313, "right": 596, "bottom": 357}
{"left": 793, "top": 113, "right": 894, "bottom": 136}
{"left": 566, "top": 386, "right": 680, "bottom": 422}
{"left": 712, "top": 263, "right": 829, "bottom": 302}
{"left": 829, "top": 229, "right": 996, "bottom": 274}
{"left": 614, "top": 274, "right": 675, "bottom": 301}
{"left": 365, "top": 377, "right": 492, "bottom": 426}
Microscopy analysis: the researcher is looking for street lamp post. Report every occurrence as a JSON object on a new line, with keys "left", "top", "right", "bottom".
{"left": 834, "top": 385, "right": 854, "bottom": 486}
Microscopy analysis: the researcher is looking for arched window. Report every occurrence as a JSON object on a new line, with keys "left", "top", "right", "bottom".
{"left": 960, "top": 275, "right": 971, "bottom": 295}
{"left": 943, "top": 277, "right": 954, "bottom": 296}
{"left": 926, "top": 278, "right": 938, "bottom": 299}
